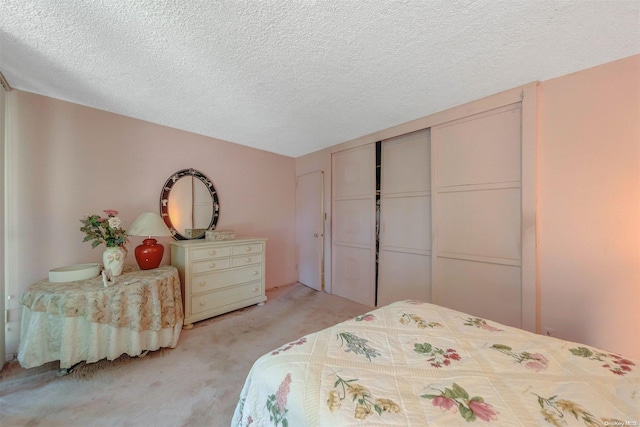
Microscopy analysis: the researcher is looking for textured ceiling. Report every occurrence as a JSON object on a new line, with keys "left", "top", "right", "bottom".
{"left": 1, "top": 1, "right": 639, "bottom": 157}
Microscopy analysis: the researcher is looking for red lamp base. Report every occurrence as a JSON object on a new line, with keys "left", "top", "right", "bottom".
{"left": 134, "top": 238, "right": 164, "bottom": 270}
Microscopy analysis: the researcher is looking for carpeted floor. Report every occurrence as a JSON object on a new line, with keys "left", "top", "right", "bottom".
{"left": 0, "top": 283, "right": 370, "bottom": 427}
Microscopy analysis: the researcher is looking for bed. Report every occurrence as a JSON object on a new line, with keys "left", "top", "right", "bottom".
{"left": 232, "top": 300, "right": 639, "bottom": 426}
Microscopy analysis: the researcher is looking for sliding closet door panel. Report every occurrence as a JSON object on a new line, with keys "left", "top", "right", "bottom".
{"left": 381, "top": 197, "right": 431, "bottom": 253}
{"left": 332, "top": 245, "right": 376, "bottom": 305}
{"left": 333, "top": 147, "right": 374, "bottom": 198}
{"left": 383, "top": 135, "right": 431, "bottom": 194}
{"left": 433, "top": 104, "right": 523, "bottom": 328}
{"left": 438, "top": 188, "right": 520, "bottom": 261}
{"left": 378, "top": 130, "right": 431, "bottom": 307}
{"left": 332, "top": 144, "right": 376, "bottom": 306}
{"left": 437, "top": 258, "right": 521, "bottom": 326}
{"left": 333, "top": 199, "right": 374, "bottom": 247}
{"left": 379, "top": 251, "right": 431, "bottom": 304}
{"left": 436, "top": 107, "right": 521, "bottom": 187}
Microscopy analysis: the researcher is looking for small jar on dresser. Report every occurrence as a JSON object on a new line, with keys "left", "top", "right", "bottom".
{"left": 170, "top": 237, "right": 267, "bottom": 329}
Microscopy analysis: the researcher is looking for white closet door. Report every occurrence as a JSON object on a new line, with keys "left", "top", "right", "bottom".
{"left": 331, "top": 144, "right": 376, "bottom": 306}
{"left": 296, "top": 171, "right": 324, "bottom": 291}
{"left": 432, "top": 104, "right": 523, "bottom": 328}
{"left": 378, "top": 130, "right": 431, "bottom": 306}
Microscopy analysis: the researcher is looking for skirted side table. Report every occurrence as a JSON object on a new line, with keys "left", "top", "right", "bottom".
{"left": 18, "top": 265, "right": 183, "bottom": 371}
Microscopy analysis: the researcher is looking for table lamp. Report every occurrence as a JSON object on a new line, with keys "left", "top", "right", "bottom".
{"left": 128, "top": 212, "right": 173, "bottom": 270}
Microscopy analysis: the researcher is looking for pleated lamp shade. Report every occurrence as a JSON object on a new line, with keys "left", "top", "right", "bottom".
{"left": 128, "top": 212, "right": 173, "bottom": 270}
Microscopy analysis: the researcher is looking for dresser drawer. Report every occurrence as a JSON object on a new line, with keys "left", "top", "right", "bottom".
{"left": 191, "top": 281, "right": 263, "bottom": 315}
{"left": 190, "top": 246, "right": 231, "bottom": 261}
{"left": 231, "top": 243, "right": 263, "bottom": 256}
{"left": 191, "top": 266, "right": 262, "bottom": 294}
{"left": 191, "top": 258, "right": 231, "bottom": 274}
{"left": 231, "top": 254, "right": 262, "bottom": 267}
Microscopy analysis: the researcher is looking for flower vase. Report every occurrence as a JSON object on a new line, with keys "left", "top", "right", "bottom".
{"left": 103, "top": 246, "right": 126, "bottom": 276}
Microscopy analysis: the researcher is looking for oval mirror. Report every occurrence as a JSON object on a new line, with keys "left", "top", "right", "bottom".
{"left": 160, "top": 169, "right": 219, "bottom": 240}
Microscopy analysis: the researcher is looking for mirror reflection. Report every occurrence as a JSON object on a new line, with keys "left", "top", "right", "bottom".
{"left": 160, "top": 169, "right": 219, "bottom": 240}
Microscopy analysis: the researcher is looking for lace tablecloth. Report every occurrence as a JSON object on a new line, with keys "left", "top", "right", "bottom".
{"left": 18, "top": 265, "right": 184, "bottom": 369}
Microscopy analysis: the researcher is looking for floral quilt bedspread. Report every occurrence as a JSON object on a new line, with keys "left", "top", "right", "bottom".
{"left": 232, "top": 300, "right": 639, "bottom": 426}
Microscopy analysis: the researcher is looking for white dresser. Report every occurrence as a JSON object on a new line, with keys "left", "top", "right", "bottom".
{"left": 170, "top": 237, "right": 267, "bottom": 328}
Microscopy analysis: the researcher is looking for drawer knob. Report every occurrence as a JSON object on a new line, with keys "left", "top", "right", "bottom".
{"left": 209, "top": 250, "right": 216, "bottom": 255}
{"left": 199, "top": 301, "right": 206, "bottom": 307}
{"left": 198, "top": 281, "right": 206, "bottom": 287}
{"left": 245, "top": 247, "right": 252, "bottom": 252}
{"left": 252, "top": 271, "right": 258, "bottom": 276}
{"left": 245, "top": 257, "right": 251, "bottom": 263}
{"left": 252, "top": 287, "right": 258, "bottom": 292}
{"left": 209, "top": 262, "right": 216, "bottom": 268}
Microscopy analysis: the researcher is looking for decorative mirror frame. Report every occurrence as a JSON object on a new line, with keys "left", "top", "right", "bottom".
{"left": 160, "top": 168, "right": 220, "bottom": 240}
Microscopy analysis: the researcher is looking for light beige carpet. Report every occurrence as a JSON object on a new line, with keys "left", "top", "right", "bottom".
{"left": 0, "top": 283, "right": 370, "bottom": 427}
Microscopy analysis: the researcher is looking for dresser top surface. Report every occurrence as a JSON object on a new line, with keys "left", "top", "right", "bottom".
{"left": 169, "top": 237, "right": 267, "bottom": 248}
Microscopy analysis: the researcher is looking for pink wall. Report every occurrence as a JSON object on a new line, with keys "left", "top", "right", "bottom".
{"left": 538, "top": 55, "right": 640, "bottom": 358}
{"left": 4, "top": 91, "right": 297, "bottom": 356}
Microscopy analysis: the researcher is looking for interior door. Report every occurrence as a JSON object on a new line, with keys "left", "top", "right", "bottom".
{"left": 331, "top": 144, "right": 376, "bottom": 306}
{"left": 296, "top": 171, "right": 324, "bottom": 291}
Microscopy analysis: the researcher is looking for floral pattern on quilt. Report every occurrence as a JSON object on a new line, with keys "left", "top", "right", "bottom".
{"left": 490, "top": 344, "right": 549, "bottom": 371}
{"left": 355, "top": 313, "right": 377, "bottom": 322}
{"left": 266, "top": 374, "right": 291, "bottom": 427}
{"left": 414, "top": 342, "right": 462, "bottom": 368}
{"left": 463, "top": 317, "right": 504, "bottom": 332}
{"left": 533, "top": 392, "right": 625, "bottom": 426}
{"left": 270, "top": 337, "right": 307, "bottom": 356}
{"left": 327, "top": 374, "right": 401, "bottom": 420}
{"left": 400, "top": 312, "right": 444, "bottom": 329}
{"left": 569, "top": 346, "right": 636, "bottom": 376}
{"left": 336, "top": 332, "right": 382, "bottom": 361}
{"left": 422, "top": 383, "right": 499, "bottom": 422}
